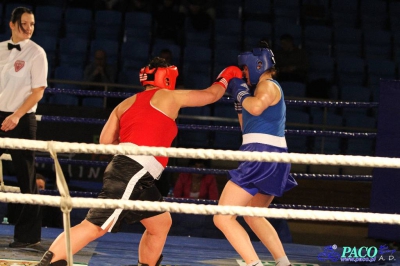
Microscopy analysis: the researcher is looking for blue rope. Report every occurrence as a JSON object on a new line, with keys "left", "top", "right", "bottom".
{"left": 45, "top": 87, "right": 379, "bottom": 108}
{"left": 285, "top": 99, "right": 379, "bottom": 108}
{"left": 34, "top": 157, "right": 372, "bottom": 181}
{"left": 286, "top": 129, "right": 376, "bottom": 138}
{"left": 45, "top": 87, "right": 136, "bottom": 98}
{"left": 40, "top": 115, "right": 106, "bottom": 125}
{"left": 39, "top": 115, "right": 376, "bottom": 138}
{"left": 38, "top": 189, "right": 369, "bottom": 212}
{"left": 221, "top": 97, "right": 380, "bottom": 108}
{"left": 290, "top": 173, "right": 372, "bottom": 181}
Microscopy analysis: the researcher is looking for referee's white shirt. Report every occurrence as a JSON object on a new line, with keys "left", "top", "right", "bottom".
{"left": 0, "top": 39, "right": 48, "bottom": 113}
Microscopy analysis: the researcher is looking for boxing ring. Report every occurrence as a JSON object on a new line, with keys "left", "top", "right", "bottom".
{"left": 0, "top": 83, "right": 400, "bottom": 266}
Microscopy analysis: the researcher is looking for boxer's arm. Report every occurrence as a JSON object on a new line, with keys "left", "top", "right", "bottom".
{"left": 174, "top": 83, "right": 226, "bottom": 108}
{"left": 242, "top": 79, "right": 280, "bottom": 116}
{"left": 175, "top": 66, "right": 243, "bottom": 108}
{"left": 100, "top": 107, "right": 120, "bottom": 144}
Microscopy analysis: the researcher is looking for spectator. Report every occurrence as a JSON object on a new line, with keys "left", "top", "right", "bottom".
{"left": 35, "top": 173, "right": 46, "bottom": 190}
{"left": 84, "top": 49, "right": 117, "bottom": 85}
{"left": 173, "top": 159, "right": 219, "bottom": 200}
{"left": 274, "top": 34, "right": 309, "bottom": 83}
{"left": 84, "top": 49, "right": 119, "bottom": 108}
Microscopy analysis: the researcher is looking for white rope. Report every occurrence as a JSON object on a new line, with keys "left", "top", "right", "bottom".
{"left": 47, "top": 141, "right": 74, "bottom": 266}
{"left": 1, "top": 124, "right": 397, "bottom": 265}
{"left": 0, "top": 154, "right": 21, "bottom": 192}
{"left": 0, "top": 185, "right": 20, "bottom": 193}
{"left": 0, "top": 193, "right": 399, "bottom": 225}
{"left": 0, "top": 137, "right": 400, "bottom": 168}
{"left": 0, "top": 154, "right": 11, "bottom": 160}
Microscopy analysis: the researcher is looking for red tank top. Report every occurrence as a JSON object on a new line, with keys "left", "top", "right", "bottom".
{"left": 119, "top": 89, "right": 178, "bottom": 167}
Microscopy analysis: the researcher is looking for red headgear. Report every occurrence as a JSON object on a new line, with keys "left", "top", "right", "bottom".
{"left": 139, "top": 65, "right": 179, "bottom": 90}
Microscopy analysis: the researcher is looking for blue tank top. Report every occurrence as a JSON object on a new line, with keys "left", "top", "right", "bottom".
{"left": 242, "top": 79, "right": 286, "bottom": 137}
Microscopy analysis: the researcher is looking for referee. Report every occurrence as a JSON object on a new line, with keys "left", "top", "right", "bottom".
{"left": 0, "top": 6, "right": 48, "bottom": 248}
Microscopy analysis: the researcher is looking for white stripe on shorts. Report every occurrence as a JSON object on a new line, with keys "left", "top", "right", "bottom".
{"left": 242, "top": 133, "right": 287, "bottom": 148}
{"left": 119, "top": 142, "right": 164, "bottom": 179}
{"left": 101, "top": 168, "right": 147, "bottom": 232}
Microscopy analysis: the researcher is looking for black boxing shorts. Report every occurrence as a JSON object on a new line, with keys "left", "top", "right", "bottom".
{"left": 85, "top": 155, "right": 164, "bottom": 233}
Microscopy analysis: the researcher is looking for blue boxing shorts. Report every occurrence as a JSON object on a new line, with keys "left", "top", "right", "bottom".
{"left": 228, "top": 140, "right": 297, "bottom": 197}
{"left": 86, "top": 154, "right": 165, "bottom": 233}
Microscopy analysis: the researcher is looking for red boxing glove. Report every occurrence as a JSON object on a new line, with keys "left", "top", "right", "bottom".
{"left": 213, "top": 66, "right": 243, "bottom": 89}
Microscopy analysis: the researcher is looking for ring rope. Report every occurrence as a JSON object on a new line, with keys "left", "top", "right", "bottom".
{"left": 162, "top": 197, "right": 370, "bottom": 212}
{"left": 37, "top": 189, "right": 370, "bottom": 213}
{"left": 0, "top": 137, "right": 399, "bottom": 168}
{"left": 45, "top": 87, "right": 136, "bottom": 98}
{"left": 0, "top": 192, "right": 397, "bottom": 224}
{"left": 1, "top": 137, "right": 398, "bottom": 255}
{"left": 47, "top": 141, "right": 74, "bottom": 265}
{"left": 47, "top": 142, "right": 72, "bottom": 211}
{"left": 284, "top": 99, "right": 379, "bottom": 108}
{"left": 0, "top": 155, "right": 374, "bottom": 181}
{"left": 15, "top": 155, "right": 379, "bottom": 180}
{"left": 36, "top": 115, "right": 378, "bottom": 138}
{"left": 45, "top": 88, "right": 380, "bottom": 108}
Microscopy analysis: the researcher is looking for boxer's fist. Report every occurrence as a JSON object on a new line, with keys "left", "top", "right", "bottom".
{"left": 226, "top": 78, "right": 251, "bottom": 103}
{"left": 213, "top": 66, "right": 242, "bottom": 89}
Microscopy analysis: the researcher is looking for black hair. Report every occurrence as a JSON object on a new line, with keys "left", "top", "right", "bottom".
{"left": 148, "top": 56, "right": 170, "bottom": 69}
{"left": 36, "top": 173, "right": 46, "bottom": 182}
{"left": 259, "top": 39, "right": 271, "bottom": 49}
{"left": 10, "top": 7, "right": 33, "bottom": 35}
{"left": 258, "top": 39, "right": 277, "bottom": 77}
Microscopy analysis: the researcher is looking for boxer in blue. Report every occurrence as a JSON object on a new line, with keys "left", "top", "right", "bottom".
{"left": 214, "top": 41, "right": 297, "bottom": 266}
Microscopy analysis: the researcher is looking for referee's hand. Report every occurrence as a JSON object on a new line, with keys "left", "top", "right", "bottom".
{"left": 1, "top": 114, "right": 19, "bottom": 131}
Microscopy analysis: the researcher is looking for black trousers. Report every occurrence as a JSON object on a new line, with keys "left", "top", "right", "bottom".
{"left": 0, "top": 111, "right": 42, "bottom": 243}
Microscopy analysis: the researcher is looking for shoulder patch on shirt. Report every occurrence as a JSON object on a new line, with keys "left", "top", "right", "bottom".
{"left": 14, "top": 60, "right": 25, "bottom": 72}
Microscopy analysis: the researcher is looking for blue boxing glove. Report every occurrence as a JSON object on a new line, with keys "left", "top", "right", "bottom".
{"left": 226, "top": 78, "right": 251, "bottom": 103}
{"left": 234, "top": 101, "right": 242, "bottom": 114}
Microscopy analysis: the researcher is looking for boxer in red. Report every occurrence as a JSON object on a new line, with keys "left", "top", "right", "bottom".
{"left": 36, "top": 57, "right": 242, "bottom": 266}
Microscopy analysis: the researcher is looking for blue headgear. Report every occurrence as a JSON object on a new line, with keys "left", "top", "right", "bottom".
{"left": 238, "top": 48, "right": 275, "bottom": 86}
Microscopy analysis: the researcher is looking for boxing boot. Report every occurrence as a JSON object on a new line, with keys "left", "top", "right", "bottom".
{"left": 36, "top": 250, "right": 67, "bottom": 266}
{"left": 137, "top": 254, "right": 163, "bottom": 266}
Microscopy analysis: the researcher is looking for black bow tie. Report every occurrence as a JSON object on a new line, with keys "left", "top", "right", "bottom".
{"left": 8, "top": 43, "right": 21, "bottom": 51}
